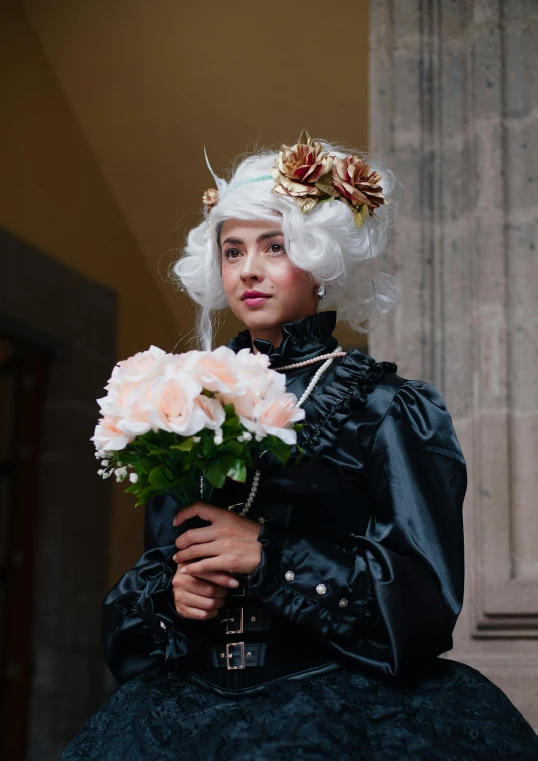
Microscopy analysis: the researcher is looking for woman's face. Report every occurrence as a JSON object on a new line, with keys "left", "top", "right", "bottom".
{"left": 219, "top": 218, "right": 319, "bottom": 343}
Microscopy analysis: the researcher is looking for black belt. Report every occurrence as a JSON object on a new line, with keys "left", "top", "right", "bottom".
{"left": 184, "top": 618, "right": 339, "bottom": 695}
{"left": 181, "top": 578, "right": 339, "bottom": 695}
{"left": 219, "top": 606, "right": 271, "bottom": 635}
{"left": 210, "top": 642, "right": 267, "bottom": 669}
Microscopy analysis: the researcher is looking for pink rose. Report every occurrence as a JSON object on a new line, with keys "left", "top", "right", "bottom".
{"left": 91, "top": 415, "right": 135, "bottom": 452}
{"left": 240, "top": 392, "right": 305, "bottom": 445}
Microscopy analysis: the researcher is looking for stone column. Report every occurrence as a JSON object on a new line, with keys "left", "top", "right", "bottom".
{"left": 369, "top": 0, "right": 538, "bottom": 727}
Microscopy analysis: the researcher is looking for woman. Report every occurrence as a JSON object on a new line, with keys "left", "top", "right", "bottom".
{"left": 61, "top": 131, "right": 538, "bottom": 759}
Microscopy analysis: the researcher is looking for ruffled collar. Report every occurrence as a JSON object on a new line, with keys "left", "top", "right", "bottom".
{"left": 226, "top": 310, "right": 339, "bottom": 368}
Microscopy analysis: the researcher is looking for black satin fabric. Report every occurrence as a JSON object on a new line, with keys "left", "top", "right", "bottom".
{"left": 61, "top": 310, "right": 538, "bottom": 759}
{"left": 102, "top": 310, "right": 467, "bottom": 685}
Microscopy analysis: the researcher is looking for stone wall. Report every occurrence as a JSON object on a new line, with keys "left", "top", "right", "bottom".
{"left": 369, "top": 0, "right": 538, "bottom": 727}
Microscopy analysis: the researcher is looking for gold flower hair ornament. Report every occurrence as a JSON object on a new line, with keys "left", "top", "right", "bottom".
{"left": 201, "top": 129, "right": 385, "bottom": 228}
{"left": 202, "top": 187, "right": 219, "bottom": 213}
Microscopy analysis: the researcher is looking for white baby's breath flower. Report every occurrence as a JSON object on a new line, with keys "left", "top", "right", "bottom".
{"left": 101, "top": 459, "right": 109, "bottom": 467}
{"left": 193, "top": 436, "right": 201, "bottom": 443}
{"left": 115, "top": 467, "right": 128, "bottom": 482}
{"left": 242, "top": 432, "right": 253, "bottom": 442}
{"left": 129, "top": 472, "right": 139, "bottom": 483}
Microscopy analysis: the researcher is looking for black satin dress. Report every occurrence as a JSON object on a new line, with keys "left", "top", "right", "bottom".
{"left": 61, "top": 311, "right": 538, "bottom": 760}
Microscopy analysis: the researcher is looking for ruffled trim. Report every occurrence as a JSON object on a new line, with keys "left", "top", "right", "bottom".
{"left": 295, "top": 348, "right": 398, "bottom": 458}
{"left": 227, "top": 310, "right": 339, "bottom": 368}
{"left": 114, "top": 548, "right": 191, "bottom": 664}
{"left": 226, "top": 309, "right": 397, "bottom": 459}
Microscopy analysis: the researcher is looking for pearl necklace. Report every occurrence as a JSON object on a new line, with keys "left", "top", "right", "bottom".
{"left": 232, "top": 345, "right": 345, "bottom": 516}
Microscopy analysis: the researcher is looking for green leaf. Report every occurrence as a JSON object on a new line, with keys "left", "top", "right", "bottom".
{"left": 222, "top": 418, "right": 240, "bottom": 434}
{"left": 148, "top": 465, "right": 174, "bottom": 489}
{"left": 275, "top": 448, "right": 291, "bottom": 466}
{"left": 170, "top": 437, "right": 194, "bottom": 452}
{"left": 225, "top": 457, "right": 246, "bottom": 482}
{"left": 205, "top": 460, "right": 227, "bottom": 489}
{"left": 133, "top": 485, "right": 162, "bottom": 507}
{"left": 222, "top": 440, "right": 243, "bottom": 456}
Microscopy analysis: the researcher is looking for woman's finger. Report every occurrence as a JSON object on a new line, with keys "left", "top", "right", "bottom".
{"left": 176, "top": 606, "right": 220, "bottom": 621}
{"left": 175, "top": 526, "right": 217, "bottom": 550}
{"left": 180, "top": 556, "right": 235, "bottom": 577}
{"left": 174, "top": 541, "right": 219, "bottom": 563}
{"left": 173, "top": 502, "right": 223, "bottom": 528}
{"left": 180, "top": 576, "right": 228, "bottom": 599}
{"left": 173, "top": 559, "right": 239, "bottom": 589}
{"left": 192, "top": 570, "right": 241, "bottom": 589}
{"left": 174, "top": 588, "right": 227, "bottom": 612}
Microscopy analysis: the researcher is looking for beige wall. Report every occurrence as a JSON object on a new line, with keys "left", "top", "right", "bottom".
{"left": 2, "top": 0, "right": 369, "bottom": 589}
{"left": 0, "top": 1, "right": 179, "bottom": 587}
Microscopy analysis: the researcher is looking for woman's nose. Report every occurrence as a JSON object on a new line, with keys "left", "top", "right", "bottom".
{"left": 239, "top": 252, "right": 263, "bottom": 281}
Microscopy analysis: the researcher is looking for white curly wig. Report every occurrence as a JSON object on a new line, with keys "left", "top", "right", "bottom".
{"left": 170, "top": 136, "right": 400, "bottom": 351}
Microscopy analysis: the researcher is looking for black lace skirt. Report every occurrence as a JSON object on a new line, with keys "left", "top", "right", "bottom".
{"left": 60, "top": 658, "right": 538, "bottom": 761}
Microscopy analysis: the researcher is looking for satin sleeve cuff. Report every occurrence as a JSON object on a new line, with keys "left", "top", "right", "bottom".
{"left": 249, "top": 520, "right": 377, "bottom": 639}
{"left": 102, "top": 546, "right": 201, "bottom": 683}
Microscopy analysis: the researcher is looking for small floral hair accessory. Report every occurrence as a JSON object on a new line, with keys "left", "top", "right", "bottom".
{"left": 202, "top": 187, "right": 219, "bottom": 214}
{"left": 201, "top": 130, "right": 385, "bottom": 228}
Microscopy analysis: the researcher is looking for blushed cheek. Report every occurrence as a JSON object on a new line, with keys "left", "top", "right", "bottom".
{"left": 273, "top": 263, "right": 312, "bottom": 300}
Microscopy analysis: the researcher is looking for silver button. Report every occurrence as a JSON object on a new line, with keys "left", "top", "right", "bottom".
{"left": 159, "top": 620, "right": 167, "bottom": 631}
{"left": 339, "top": 598, "right": 349, "bottom": 608}
{"left": 285, "top": 570, "right": 295, "bottom": 582}
{"left": 316, "top": 583, "right": 327, "bottom": 595}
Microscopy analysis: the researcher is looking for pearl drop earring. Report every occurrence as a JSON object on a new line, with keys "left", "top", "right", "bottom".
{"left": 317, "top": 285, "right": 326, "bottom": 299}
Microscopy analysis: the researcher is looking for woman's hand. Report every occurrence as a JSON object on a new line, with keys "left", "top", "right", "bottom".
{"left": 172, "top": 561, "right": 230, "bottom": 620}
{"left": 172, "top": 502, "right": 262, "bottom": 577}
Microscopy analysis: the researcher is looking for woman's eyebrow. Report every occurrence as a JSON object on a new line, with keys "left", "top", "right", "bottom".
{"left": 221, "top": 230, "right": 284, "bottom": 246}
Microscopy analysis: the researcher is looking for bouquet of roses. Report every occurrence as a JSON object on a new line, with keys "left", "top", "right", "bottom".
{"left": 90, "top": 345, "right": 305, "bottom": 507}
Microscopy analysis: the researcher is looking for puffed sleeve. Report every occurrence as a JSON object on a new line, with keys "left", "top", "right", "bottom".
{"left": 102, "top": 495, "right": 203, "bottom": 684}
{"left": 249, "top": 379, "right": 466, "bottom": 677}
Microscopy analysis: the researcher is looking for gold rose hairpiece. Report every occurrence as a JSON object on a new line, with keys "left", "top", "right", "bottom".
{"left": 201, "top": 129, "right": 385, "bottom": 228}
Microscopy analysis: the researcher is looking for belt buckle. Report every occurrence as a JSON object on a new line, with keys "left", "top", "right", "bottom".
{"left": 225, "top": 641, "right": 246, "bottom": 670}
{"left": 230, "top": 580, "right": 246, "bottom": 597}
{"left": 225, "top": 608, "right": 244, "bottom": 635}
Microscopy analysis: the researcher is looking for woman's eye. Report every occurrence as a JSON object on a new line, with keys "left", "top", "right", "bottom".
{"left": 223, "top": 243, "right": 285, "bottom": 260}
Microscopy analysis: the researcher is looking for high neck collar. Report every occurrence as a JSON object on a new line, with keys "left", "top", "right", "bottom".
{"left": 226, "top": 310, "right": 338, "bottom": 368}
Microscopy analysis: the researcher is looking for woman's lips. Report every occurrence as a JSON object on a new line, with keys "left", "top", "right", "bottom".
{"left": 242, "top": 295, "right": 271, "bottom": 307}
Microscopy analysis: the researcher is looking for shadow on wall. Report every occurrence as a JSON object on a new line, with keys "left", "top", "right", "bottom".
{"left": 0, "top": 227, "right": 116, "bottom": 761}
